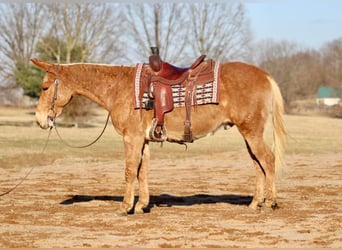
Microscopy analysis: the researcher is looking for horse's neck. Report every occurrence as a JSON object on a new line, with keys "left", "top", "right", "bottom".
{"left": 67, "top": 64, "right": 133, "bottom": 111}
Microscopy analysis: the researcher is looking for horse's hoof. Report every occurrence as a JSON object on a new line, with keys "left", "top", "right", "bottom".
{"left": 134, "top": 200, "right": 149, "bottom": 214}
{"left": 119, "top": 203, "right": 132, "bottom": 215}
{"left": 115, "top": 210, "right": 128, "bottom": 216}
{"left": 264, "top": 200, "right": 279, "bottom": 210}
{"left": 248, "top": 200, "right": 263, "bottom": 210}
{"left": 270, "top": 203, "right": 279, "bottom": 210}
{"left": 134, "top": 208, "right": 144, "bottom": 214}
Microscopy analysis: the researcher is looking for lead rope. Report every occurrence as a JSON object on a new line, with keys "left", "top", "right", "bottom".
{"left": 53, "top": 111, "right": 110, "bottom": 148}
{"left": 0, "top": 127, "right": 53, "bottom": 197}
{"left": 0, "top": 112, "right": 110, "bottom": 197}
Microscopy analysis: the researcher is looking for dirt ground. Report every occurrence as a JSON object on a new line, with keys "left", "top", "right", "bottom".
{"left": 0, "top": 108, "right": 341, "bottom": 248}
{"left": 0, "top": 152, "right": 341, "bottom": 248}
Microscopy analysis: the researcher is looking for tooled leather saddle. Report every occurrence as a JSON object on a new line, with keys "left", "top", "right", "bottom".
{"left": 137, "top": 47, "right": 219, "bottom": 143}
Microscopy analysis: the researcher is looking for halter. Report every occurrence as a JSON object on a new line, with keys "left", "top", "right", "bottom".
{"left": 48, "top": 64, "right": 60, "bottom": 126}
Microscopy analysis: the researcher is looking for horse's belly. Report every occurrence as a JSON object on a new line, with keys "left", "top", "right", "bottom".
{"left": 163, "top": 105, "right": 232, "bottom": 141}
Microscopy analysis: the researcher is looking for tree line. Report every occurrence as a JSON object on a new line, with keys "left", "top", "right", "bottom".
{"left": 253, "top": 38, "right": 342, "bottom": 112}
{"left": 0, "top": 2, "right": 341, "bottom": 113}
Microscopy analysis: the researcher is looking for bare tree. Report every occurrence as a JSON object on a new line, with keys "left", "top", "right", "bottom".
{"left": 38, "top": 3, "right": 124, "bottom": 64}
{"left": 123, "top": 3, "right": 188, "bottom": 64}
{"left": 0, "top": 3, "right": 45, "bottom": 86}
{"left": 289, "top": 51, "right": 324, "bottom": 97}
{"left": 122, "top": 2, "right": 252, "bottom": 65}
{"left": 256, "top": 39, "right": 324, "bottom": 111}
{"left": 253, "top": 39, "right": 300, "bottom": 65}
{"left": 187, "top": 2, "right": 252, "bottom": 62}
{"left": 322, "top": 38, "right": 342, "bottom": 88}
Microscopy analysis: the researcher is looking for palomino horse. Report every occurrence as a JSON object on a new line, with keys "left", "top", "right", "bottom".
{"left": 31, "top": 58, "right": 286, "bottom": 215}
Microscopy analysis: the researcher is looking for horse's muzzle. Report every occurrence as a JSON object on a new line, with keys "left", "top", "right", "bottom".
{"left": 36, "top": 112, "right": 55, "bottom": 129}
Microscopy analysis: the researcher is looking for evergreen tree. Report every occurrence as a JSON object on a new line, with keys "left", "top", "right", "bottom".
{"left": 14, "top": 60, "right": 45, "bottom": 98}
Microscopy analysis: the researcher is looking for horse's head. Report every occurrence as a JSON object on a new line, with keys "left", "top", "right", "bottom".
{"left": 31, "top": 58, "right": 73, "bottom": 129}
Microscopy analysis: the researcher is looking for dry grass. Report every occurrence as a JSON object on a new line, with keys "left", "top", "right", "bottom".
{"left": 284, "top": 115, "right": 342, "bottom": 154}
{"left": 1, "top": 106, "right": 341, "bottom": 170}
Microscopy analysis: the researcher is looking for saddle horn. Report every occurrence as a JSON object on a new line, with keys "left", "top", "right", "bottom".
{"left": 150, "top": 47, "right": 159, "bottom": 55}
{"left": 149, "top": 46, "right": 161, "bottom": 72}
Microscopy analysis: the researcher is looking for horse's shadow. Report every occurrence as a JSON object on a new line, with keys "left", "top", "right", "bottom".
{"left": 60, "top": 193, "right": 252, "bottom": 213}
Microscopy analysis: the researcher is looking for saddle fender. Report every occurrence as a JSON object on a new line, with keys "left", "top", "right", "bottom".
{"left": 153, "top": 83, "right": 174, "bottom": 126}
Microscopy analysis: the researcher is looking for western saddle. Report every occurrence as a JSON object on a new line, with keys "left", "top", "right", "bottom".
{"left": 141, "top": 47, "right": 216, "bottom": 143}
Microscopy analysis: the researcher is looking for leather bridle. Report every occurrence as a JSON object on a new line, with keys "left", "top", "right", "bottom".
{"left": 48, "top": 64, "right": 60, "bottom": 127}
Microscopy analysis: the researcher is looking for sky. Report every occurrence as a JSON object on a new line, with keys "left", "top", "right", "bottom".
{"left": 1, "top": 0, "right": 340, "bottom": 50}
{"left": 244, "top": 0, "right": 342, "bottom": 49}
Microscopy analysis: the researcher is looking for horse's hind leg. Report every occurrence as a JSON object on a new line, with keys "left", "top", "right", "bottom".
{"left": 243, "top": 133, "right": 277, "bottom": 209}
{"left": 245, "top": 139, "right": 265, "bottom": 209}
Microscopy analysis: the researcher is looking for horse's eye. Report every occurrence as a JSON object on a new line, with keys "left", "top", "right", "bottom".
{"left": 42, "top": 86, "right": 49, "bottom": 91}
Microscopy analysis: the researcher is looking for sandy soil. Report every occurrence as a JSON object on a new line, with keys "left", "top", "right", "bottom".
{"left": 0, "top": 149, "right": 341, "bottom": 248}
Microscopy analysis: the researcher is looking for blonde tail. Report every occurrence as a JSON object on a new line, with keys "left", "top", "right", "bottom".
{"left": 268, "top": 76, "right": 287, "bottom": 173}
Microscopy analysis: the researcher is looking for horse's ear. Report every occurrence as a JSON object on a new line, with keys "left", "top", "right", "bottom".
{"left": 30, "top": 58, "right": 52, "bottom": 71}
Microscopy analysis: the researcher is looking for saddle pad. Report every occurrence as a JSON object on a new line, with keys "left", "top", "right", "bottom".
{"left": 134, "top": 62, "right": 220, "bottom": 109}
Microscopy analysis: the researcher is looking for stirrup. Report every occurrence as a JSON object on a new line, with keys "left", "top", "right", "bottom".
{"left": 149, "top": 118, "right": 167, "bottom": 142}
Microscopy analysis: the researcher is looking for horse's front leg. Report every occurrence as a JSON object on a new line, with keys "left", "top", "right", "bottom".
{"left": 134, "top": 142, "right": 150, "bottom": 214}
{"left": 119, "top": 135, "right": 146, "bottom": 215}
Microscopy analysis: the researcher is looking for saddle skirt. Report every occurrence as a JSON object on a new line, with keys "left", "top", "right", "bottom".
{"left": 134, "top": 60, "right": 221, "bottom": 109}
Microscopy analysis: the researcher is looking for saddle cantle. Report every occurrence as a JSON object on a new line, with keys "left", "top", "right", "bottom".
{"left": 135, "top": 47, "right": 220, "bottom": 143}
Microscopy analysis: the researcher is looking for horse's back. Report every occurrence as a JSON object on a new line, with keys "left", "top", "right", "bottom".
{"left": 220, "top": 61, "right": 271, "bottom": 90}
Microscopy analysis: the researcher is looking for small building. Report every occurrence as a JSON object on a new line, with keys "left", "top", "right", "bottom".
{"left": 316, "top": 86, "right": 342, "bottom": 106}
